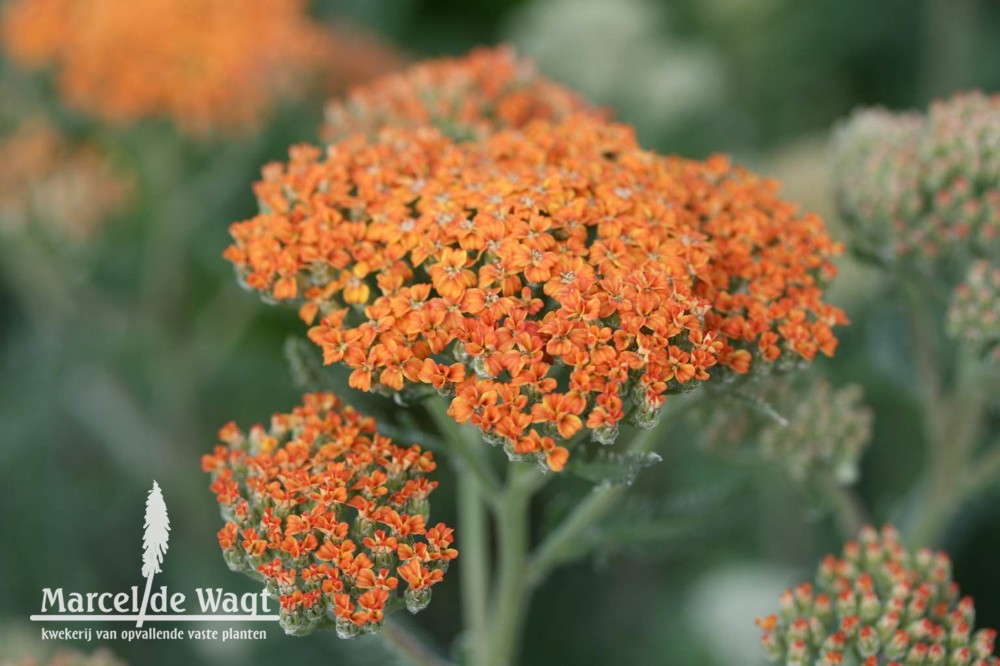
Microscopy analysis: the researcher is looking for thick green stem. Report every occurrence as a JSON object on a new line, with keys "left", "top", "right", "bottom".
{"left": 425, "top": 396, "right": 495, "bottom": 666}
{"left": 485, "top": 465, "right": 538, "bottom": 666}
{"left": 525, "top": 484, "right": 623, "bottom": 589}
{"left": 457, "top": 469, "right": 490, "bottom": 666}
{"left": 911, "top": 382, "right": 987, "bottom": 547}
{"left": 901, "top": 280, "right": 989, "bottom": 546}
{"left": 436, "top": 396, "right": 684, "bottom": 665}
{"left": 525, "top": 415, "right": 667, "bottom": 588}
{"left": 901, "top": 280, "right": 945, "bottom": 443}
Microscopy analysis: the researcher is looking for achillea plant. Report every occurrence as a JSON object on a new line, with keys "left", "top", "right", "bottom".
{"left": 948, "top": 260, "right": 1000, "bottom": 365}
{"left": 211, "top": 46, "right": 848, "bottom": 665}
{"left": 1, "top": 0, "right": 336, "bottom": 134}
{"left": 203, "top": 392, "right": 456, "bottom": 638}
{"left": 223, "top": 115, "right": 844, "bottom": 469}
{"left": 833, "top": 91, "right": 1000, "bottom": 268}
{"left": 0, "top": 120, "right": 129, "bottom": 240}
{"left": 322, "top": 22, "right": 407, "bottom": 95}
{"left": 321, "top": 45, "right": 598, "bottom": 142}
{"left": 756, "top": 525, "right": 999, "bottom": 666}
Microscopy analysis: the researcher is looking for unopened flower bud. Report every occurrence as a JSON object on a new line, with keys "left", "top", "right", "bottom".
{"left": 948, "top": 261, "right": 1000, "bottom": 365}
{"left": 834, "top": 91, "right": 1000, "bottom": 267}
{"left": 756, "top": 525, "right": 999, "bottom": 665}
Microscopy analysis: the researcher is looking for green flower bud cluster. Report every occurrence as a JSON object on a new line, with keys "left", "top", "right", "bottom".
{"left": 833, "top": 91, "right": 1000, "bottom": 270}
{"left": 948, "top": 260, "right": 1000, "bottom": 365}
{"left": 757, "top": 524, "right": 999, "bottom": 666}
{"left": 703, "top": 377, "right": 872, "bottom": 485}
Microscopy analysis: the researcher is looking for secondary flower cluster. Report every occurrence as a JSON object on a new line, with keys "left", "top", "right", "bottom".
{"left": 704, "top": 377, "right": 871, "bottom": 485}
{"left": 833, "top": 91, "right": 1000, "bottom": 269}
{"left": 757, "top": 524, "right": 999, "bottom": 666}
{"left": 202, "top": 392, "right": 456, "bottom": 637}
{"left": 948, "top": 260, "right": 1000, "bottom": 365}
{"left": 0, "top": 121, "right": 129, "bottom": 240}
{"left": 224, "top": 108, "right": 844, "bottom": 470}
{"left": 321, "top": 45, "right": 597, "bottom": 142}
{"left": 1, "top": 0, "right": 336, "bottom": 134}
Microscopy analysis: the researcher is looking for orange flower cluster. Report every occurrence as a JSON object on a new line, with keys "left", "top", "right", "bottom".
{"left": 224, "top": 114, "right": 844, "bottom": 470}
{"left": 0, "top": 121, "right": 129, "bottom": 240}
{"left": 321, "top": 45, "right": 597, "bottom": 142}
{"left": 1, "top": 0, "right": 336, "bottom": 134}
{"left": 756, "top": 525, "right": 999, "bottom": 666}
{"left": 202, "top": 392, "right": 456, "bottom": 637}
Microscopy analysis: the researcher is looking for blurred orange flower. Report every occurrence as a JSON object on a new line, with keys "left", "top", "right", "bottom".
{"left": 1, "top": 0, "right": 391, "bottom": 134}
{"left": 0, "top": 121, "right": 129, "bottom": 240}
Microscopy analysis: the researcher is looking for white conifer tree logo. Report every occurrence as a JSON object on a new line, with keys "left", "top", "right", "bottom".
{"left": 136, "top": 480, "right": 170, "bottom": 627}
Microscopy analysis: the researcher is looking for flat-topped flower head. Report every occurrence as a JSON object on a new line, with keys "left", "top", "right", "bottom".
{"left": 224, "top": 114, "right": 843, "bottom": 469}
{"left": 202, "top": 392, "right": 456, "bottom": 638}
{"left": 2, "top": 0, "right": 336, "bottom": 134}
{"left": 948, "top": 260, "right": 1000, "bottom": 365}
{"left": 756, "top": 524, "right": 999, "bottom": 666}
{"left": 0, "top": 120, "right": 129, "bottom": 241}
{"left": 321, "top": 45, "right": 598, "bottom": 142}
{"left": 834, "top": 91, "right": 1000, "bottom": 270}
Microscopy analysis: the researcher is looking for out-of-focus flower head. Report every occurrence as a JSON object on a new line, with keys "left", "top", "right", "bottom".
{"left": 202, "top": 392, "right": 456, "bottom": 638}
{"left": 321, "top": 21, "right": 407, "bottom": 96}
{"left": 223, "top": 112, "right": 844, "bottom": 470}
{"left": 321, "top": 45, "right": 598, "bottom": 142}
{"left": 948, "top": 260, "right": 1000, "bottom": 365}
{"left": 833, "top": 91, "right": 1000, "bottom": 269}
{"left": 756, "top": 524, "right": 999, "bottom": 666}
{"left": 704, "top": 377, "right": 872, "bottom": 485}
{"left": 1, "top": 0, "right": 339, "bottom": 135}
{"left": 0, "top": 121, "right": 129, "bottom": 241}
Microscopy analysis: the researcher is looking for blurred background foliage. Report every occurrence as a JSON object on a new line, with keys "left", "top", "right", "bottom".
{"left": 2, "top": 0, "right": 1000, "bottom": 664}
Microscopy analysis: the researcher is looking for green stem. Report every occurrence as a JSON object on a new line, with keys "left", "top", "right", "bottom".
{"left": 457, "top": 467, "right": 490, "bottom": 666}
{"left": 425, "top": 396, "right": 495, "bottom": 666}
{"left": 525, "top": 414, "right": 667, "bottom": 588}
{"left": 380, "top": 618, "right": 454, "bottom": 666}
{"left": 485, "top": 464, "right": 538, "bottom": 666}
{"left": 900, "top": 279, "right": 945, "bottom": 443}
{"left": 900, "top": 278, "right": 989, "bottom": 545}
